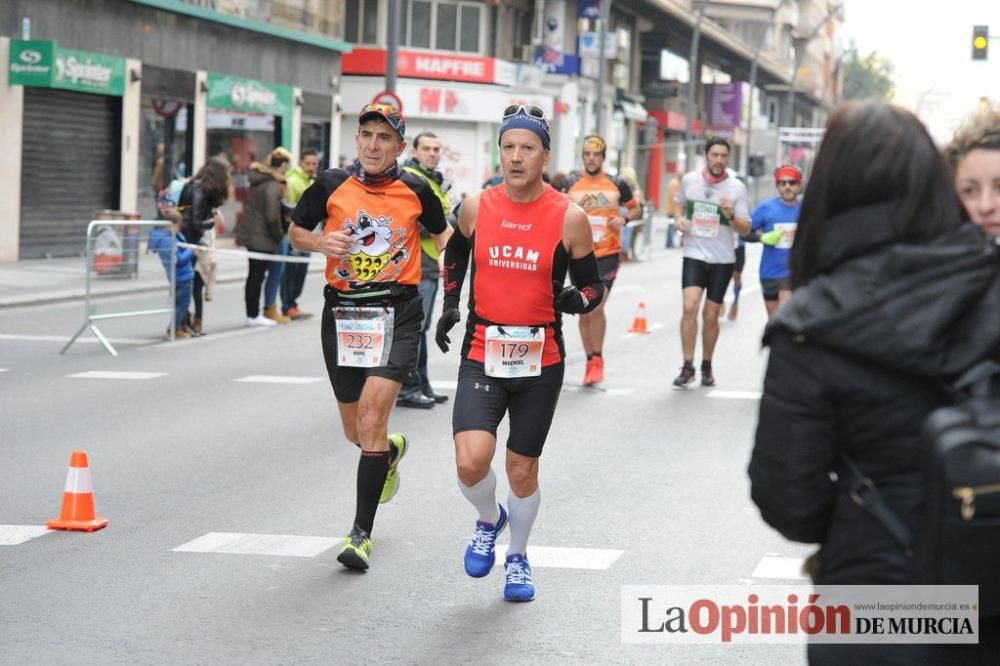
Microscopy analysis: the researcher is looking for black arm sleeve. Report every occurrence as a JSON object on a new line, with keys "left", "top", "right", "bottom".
{"left": 441, "top": 229, "right": 471, "bottom": 311}
{"left": 615, "top": 177, "right": 635, "bottom": 206}
{"left": 569, "top": 251, "right": 604, "bottom": 314}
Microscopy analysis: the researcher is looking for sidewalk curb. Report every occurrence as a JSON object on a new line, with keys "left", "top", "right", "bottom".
{"left": 0, "top": 264, "right": 326, "bottom": 310}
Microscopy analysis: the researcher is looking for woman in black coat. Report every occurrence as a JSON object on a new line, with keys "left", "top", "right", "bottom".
{"left": 750, "top": 101, "right": 1000, "bottom": 665}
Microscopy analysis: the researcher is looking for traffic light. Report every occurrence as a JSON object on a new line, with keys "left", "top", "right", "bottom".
{"left": 973, "top": 25, "right": 988, "bottom": 61}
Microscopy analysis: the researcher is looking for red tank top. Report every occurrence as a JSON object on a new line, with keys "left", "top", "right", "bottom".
{"left": 467, "top": 184, "right": 568, "bottom": 366}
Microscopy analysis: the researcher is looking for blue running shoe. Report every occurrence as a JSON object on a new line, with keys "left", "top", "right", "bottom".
{"left": 463, "top": 504, "right": 508, "bottom": 578}
{"left": 503, "top": 553, "right": 535, "bottom": 602}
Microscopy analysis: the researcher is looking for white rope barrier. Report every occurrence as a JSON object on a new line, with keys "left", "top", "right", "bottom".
{"left": 177, "top": 243, "right": 325, "bottom": 264}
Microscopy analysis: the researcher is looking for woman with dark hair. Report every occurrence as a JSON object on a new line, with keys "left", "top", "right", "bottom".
{"left": 179, "top": 156, "right": 231, "bottom": 334}
{"left": 750, "top": 101, "right": 1000, "bottom": 664}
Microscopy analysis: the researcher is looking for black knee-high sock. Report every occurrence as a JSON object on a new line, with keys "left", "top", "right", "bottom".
{"left": 354, "top": 450, "right": 391, "bottom": 534}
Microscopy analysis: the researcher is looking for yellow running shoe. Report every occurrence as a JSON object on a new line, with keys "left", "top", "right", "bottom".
{"left": 336, "top": 526, "right": 373, "bottom": 571}
{"left": 379, "top": 433, "right": 408, "bottom": 504}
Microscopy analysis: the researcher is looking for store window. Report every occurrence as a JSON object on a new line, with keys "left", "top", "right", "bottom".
{"left": 138, "top": 98, "right": 191, "bottom": 221}
{"left": 206, "top": 110, "right": 278, "bottom": 228}
{"left": 400, "top": 0, "right": 484, "bottom": 53}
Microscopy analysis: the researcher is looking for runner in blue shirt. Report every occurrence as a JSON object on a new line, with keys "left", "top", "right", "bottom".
{"left": 748, "top": 165, "right": 802, "bottom": 317}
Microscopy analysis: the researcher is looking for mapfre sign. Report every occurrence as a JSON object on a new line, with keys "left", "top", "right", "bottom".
{"left": 343, "top": 48, "right": 515, "bottom": 86}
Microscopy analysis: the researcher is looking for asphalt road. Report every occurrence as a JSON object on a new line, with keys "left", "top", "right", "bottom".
{"left": 1, "top": 243, "right": 813, "bottom": 664}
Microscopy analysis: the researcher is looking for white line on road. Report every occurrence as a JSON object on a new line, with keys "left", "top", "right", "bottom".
{"left": 235, "top": 375, "right": 325, "bottom": 385}
{"left": 495, "top": 544, "right": 624, "bottom": 570}
{"left": 613, "top": 284, "right": 647, "bottom": 293}
{"left": 751, "top": 556, "right": 807, "bottom": 580}
{"left": 708, "top": 390, "right": 762, "bottom": 400}
{"left": 67, "top": 371, "right": 167, "bottom": 380}
{"left": 620, "top": 322, "right": 666, "bottom": 339}
{"left": 431, "top": 380, "right": 635, "bottom": 396}
{"left": 0, "top": 525, "right": 52, "bottom": 546}
{"left": 0, "top": 333, "right": 149, "bottom": 345}
{"left": 0, "top": 368, "right": 8, "bottom": 373}
{"left": 173, "top": 532, "right": 338, "bottom": 557}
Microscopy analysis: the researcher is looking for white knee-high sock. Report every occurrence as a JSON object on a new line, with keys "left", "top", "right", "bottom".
{"left": 459, "top": 470, "right": 501, "bottom": 525}
{"left": 507, "top": 488, "right": 540, "bottom": 556}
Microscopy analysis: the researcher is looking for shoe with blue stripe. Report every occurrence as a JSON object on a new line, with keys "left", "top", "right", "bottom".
{"left": 463, "top": 503, "right": 508, "bottom": 578}
{"left": 503, "top": 553, "right": 535, "bottom": 602}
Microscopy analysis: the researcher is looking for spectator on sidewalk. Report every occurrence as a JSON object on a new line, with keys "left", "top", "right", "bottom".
{"left": 619, "top": 167, "right": 645, "bottom": 260}
{"left": 178, "top": 156, "right": 230, "bottom": 334}
{"left": 148, "top": 221, "right": 196, "bottom": 340}
{"left": 236, "top": 147, "right": 291, "bottom": 327}
{"left": 280, "top": 149, "right": 320, "bottom": 319}
{"left": 397, "top": 131, "right": 454, "bottom": 408}
{"left": 944, "top": 104, "right": 1000, "bottom": 238}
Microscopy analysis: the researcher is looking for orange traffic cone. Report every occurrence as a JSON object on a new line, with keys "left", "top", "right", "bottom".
{"left": 628, "top": 301, "right": 650, "bottom": 334}
{"left": 48, "top": 450, "right": 108, "bottom": 532}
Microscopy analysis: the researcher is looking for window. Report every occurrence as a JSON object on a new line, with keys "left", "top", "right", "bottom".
{"left": 345, "top": 0, "right": 378, "bottom": 45}
{"left": 458, "top": 4, "right": 480, "bottom": 52}
{"left": 511, "top": 7, "right": 534, "bottom": 48}
{"left": 400, "top": 0, "right": 484, "bottom": 53}
{"left": 436, "top": 3, "right": 457, "bottom": 50}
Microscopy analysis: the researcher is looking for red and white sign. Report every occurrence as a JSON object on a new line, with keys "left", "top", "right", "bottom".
{"left": 343, "top": 48, "right": 516, "bottom": 86}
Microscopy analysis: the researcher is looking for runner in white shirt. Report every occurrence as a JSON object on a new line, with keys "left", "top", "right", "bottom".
{"left": 673, "top": 137, "right": 751, "bottom": 387}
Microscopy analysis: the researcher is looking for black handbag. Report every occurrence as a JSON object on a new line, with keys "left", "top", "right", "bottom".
{"left": 843, "top": 360, "right": 1000, "bottom": 616}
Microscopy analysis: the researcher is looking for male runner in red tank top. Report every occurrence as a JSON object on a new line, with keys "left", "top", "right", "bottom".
{"left": 434, "top": 105, "right": 605, "bottom": 602}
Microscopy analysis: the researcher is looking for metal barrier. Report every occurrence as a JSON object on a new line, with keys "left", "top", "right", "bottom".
{"left": 61, "top": 219, "right": 177, "bottom": 357}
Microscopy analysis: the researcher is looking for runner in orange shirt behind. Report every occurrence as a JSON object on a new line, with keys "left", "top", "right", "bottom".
{"left": 565, "top": 135, "right": 641, "bottom": 385}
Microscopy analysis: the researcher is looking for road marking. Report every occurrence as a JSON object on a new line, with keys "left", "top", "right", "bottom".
{"left": 67, "top": 371, "right": 167, "bottom": 380}
{"left": 438, "top": 379, "right": 635, "bottom": 396}
{"left": 0, "top": 525, "right": 51, "bottom": 546}
{"left": 494, "top": 544, "right": 623, "bottom": 570}
{"left": 429, "top": 379, "right": 457, "bottom": 390}
{"left": 620, "top": 322, "right": 666, "bottom": 339}
{"left": 708, "top": 390, "right": 762, "bottom": 400}
{"left": 0, "top": 333, "right": 149, "bottom": 345}
{"left": 0, "top": 368, "right": 8, "bottom": 373}
{"left": 173, "top": 532, "right": 338, "bottom": 557}
{"left": 613, "top": 284, "right": 647, "bottom": 294}
{"left": 235, "top": 375, "right": 325, "bottom": 385}
{"left": 751, "top": 556, "right": 807, "bottom": 580}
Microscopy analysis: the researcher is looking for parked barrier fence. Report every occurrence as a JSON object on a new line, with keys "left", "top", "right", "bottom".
{"left": 61, "top": 219, "right": 176, "bottom": 357}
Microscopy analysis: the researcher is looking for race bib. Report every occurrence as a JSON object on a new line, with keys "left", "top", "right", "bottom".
{"left": 774, "top": 222, "right": 797, "bottom": 249}
{"left": 484, "top": 326, "right": 544, "bottom": 378}
{"left": 334, "top": 306, "right": 394, "bottom": 368}
{"left": 687, "top": 200, "right": 722, "bottom": 238}
{"left": 588, "top": 215, "right": 607, "bottom": 243}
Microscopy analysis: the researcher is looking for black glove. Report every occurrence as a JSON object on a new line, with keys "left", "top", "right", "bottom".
{"left": 435, "top": 307, "right": 461, "bottom": 353}
{"left": 553, "top": 283, "right": 588, "bottom": 315}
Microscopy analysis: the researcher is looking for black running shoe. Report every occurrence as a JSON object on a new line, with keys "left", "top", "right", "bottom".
{"left": 672, "top": 363, "right": 696, "bottom": 388}
{"left": 701, "top": 362, "right": 715, "bottom": 387}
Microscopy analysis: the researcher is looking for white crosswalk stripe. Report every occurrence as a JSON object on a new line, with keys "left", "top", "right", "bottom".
{"left": 0, "top": 525, "right": 52, "bottom": 546}
{"left": 67, "top": 371, "right": 167, "bottom": 380}
{"left": 708, "top": 389, "right": 762, "bottom": 400}
{"left": 234, "top": 375, "right": 325, "bottom": 385}
{"left": 173, "top": 532, "right": 339, "bottom": 557}
{"left": 751, "top": 556, "right": 807, "bottom": 580}
{"left": 67, "top": 370, "right": 167, "bottom": 380}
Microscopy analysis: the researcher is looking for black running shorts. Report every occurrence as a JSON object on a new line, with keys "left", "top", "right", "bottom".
{"left": 733, "top": 245, "right": 746, "bottom": 273}
{"left": 321, "top": 288, "right": 423, "bottom": 403}
{"left": 681, "top": 257, "right": 734, "bottom": 305}
{"left": 596, "top": 254, "right": 620, "bottom": 290}
{"left": 761, "top": 277, "right": 790, "bottom": 302}
{"left": 452, "top": 358, "right": 564, "bottom": 458}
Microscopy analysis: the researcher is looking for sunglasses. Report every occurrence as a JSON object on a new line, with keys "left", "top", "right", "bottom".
{"left": 503, "top": 104, "right": 547, "bottom": 123}
{"left": 777, "top": 180, "right": 800, "bottom": 186}
{"left": 361, "top": 102, "right": 402, "bottom": 119}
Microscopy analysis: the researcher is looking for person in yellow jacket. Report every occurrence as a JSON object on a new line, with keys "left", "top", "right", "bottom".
{"left": 397, "top": 132, "right": 454, "bottom": 408}
{"left": 280, "top": 149, "right": 320, "bottom": 319}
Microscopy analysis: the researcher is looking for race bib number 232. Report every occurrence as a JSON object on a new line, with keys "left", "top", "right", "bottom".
{"left": 334, "top": 306, "right": 394, "bottom": 368}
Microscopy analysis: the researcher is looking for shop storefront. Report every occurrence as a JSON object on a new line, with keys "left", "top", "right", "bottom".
{"left": 9, "top": 39, "right": 126, "bottom": 258}
{"left": 204, "top": 73, "right": 295, "bottom": 226}
{"left": 341, "top": 48, "right": 552, "bottom": 199}
{"left": 137, "top": 66, "right": 195, "bottom": 221}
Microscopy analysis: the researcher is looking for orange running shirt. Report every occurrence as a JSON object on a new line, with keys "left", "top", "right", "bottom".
{"left": 465, "top": 184, "right": 569, "bottom": 367}
{"left": 566, "top": 171, "right": 637, "bottom": 258}
{"left": 291, "top": 168, "right": 448, "bottom": 294}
